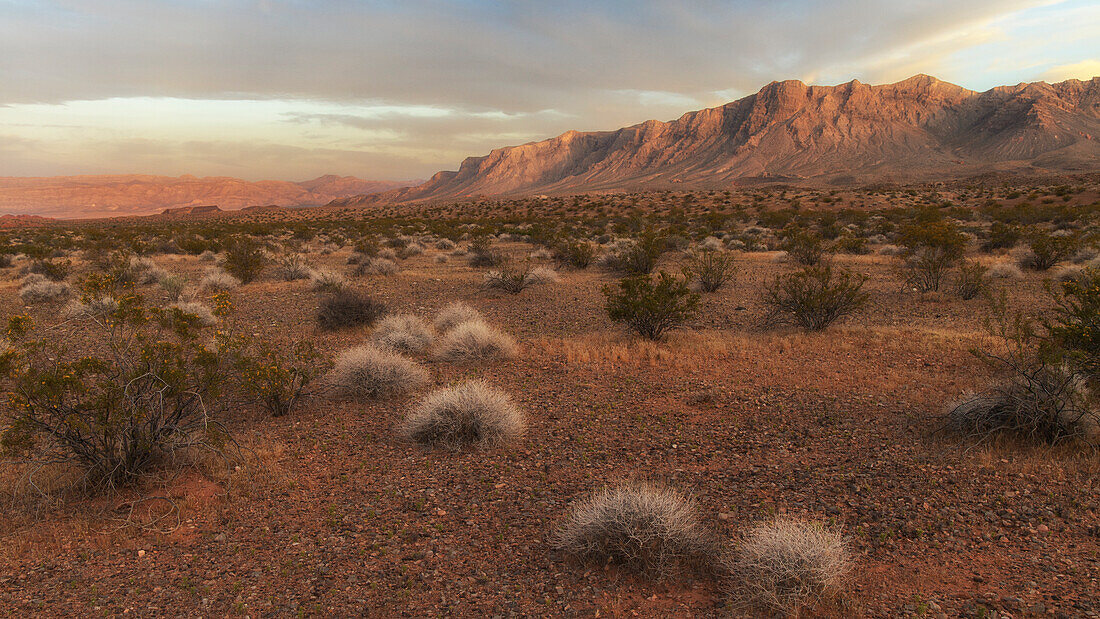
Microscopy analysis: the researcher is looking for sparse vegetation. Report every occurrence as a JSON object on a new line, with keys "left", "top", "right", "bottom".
{"left": 603, "top": 271, "right": 699, "bottom": 340}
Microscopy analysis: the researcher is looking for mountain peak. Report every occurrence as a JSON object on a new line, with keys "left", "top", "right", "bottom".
{"left": 331, "top": 74, "right": 1100, "bottom": 208}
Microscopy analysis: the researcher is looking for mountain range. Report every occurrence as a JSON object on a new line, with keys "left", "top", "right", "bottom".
{"left": 333, "top": 74, "right": 1100, "bottom": 207}
{"left": 0, "top": 174, "right": 416, "bottom": 219}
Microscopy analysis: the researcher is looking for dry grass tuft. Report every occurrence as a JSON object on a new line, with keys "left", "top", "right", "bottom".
{"left": 731, "top": 518, "right": 850, "bottom": 615}
{"left": 167, "top": 301, "right": 218, "bottom": 326}
{"left": 988, "top": 262, "right": 1024, "bottom": 279}
{"left": 198, "top": 268, "right": 241, "bottom": 293}
{"left": 19, "top": 275, "right": 72, "bottom": 304}
{"left": 372, "top": 314, "right": 434, "bottom": 352}
{"left": 433, "top": 302, "right": 483, "bottom": 333}
{"left": 328, "top": 345, "right": 429, "bottom": 400}
{"left": 556, "top": 483, "right": 720, "bottom": 579}
{"left": 401, "top": 380, "right": 524, "bottom": 449}
{"left": 434, "top": 319, "right": 516, "bottom": 362}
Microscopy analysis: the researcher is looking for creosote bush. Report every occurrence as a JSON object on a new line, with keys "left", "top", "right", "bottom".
{"left": 222, "top": 235, "right": 267, "bottom": 284}
{"left": 371, "top": 314, "right": 434, "bottom": 352}
{"left": 1018, "top": 231, "right": 1079, "bottom": 271}
{"left": 434, "top": 319, "right": 516, "bottom": 362}
{"left": 603, "top": 271, "right": 699, "bottom": 340}
{"left": 327, "top": 344, "right": 428, "bottom": 401}
{"left": 682, "top": 248, "right": 736, "bottom": 293}
{"left": 556, "top": 483, "right": 720, "bottom": 579}
{"left": 954, "top": 260, "right": 989, "bottom": 300}
{"left": 763, "top": 264, "right": 868, "bottom": 331}
{"left": 273, "top": 253, "right": 311, "bottom": 281}
{"left": 316, "top": 289, "right": 387, "bottom": 331}
{"left": 401, "top": 380, "right": 524, "bottom": 449}
{"left": 600, "top": 233, "right": 666, "bottom": 275}
{"left": 732, "top": 519, "right": 849, "bottom": 616}
{"left": 781, "top": 229, "right": 828, "bottom": 266}
{"left": 553, "top": 239, "right": 596, "bottom": 269}
{"left": 898, "top": 219, "right": 966, "bottom": 292}
{"left": 0, "top": 282, "right": 228, "bottom": 489}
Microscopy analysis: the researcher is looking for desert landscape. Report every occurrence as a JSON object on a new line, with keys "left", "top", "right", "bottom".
{"left": 2, "top": 1, "right": 1100, "bottom": 617}
{"left": 1, "top": 174, "right": 1099, "bottom": 616}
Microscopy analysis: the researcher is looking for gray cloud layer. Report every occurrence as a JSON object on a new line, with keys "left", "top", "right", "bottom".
{"left": 0, "top": 0, "right": 1092, "bottom": 180}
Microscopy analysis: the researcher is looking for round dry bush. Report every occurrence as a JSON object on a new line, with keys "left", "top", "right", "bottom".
{"left": 328, "top": 345, "right": 429, "bottom": 400}
{"left": 435, "top": 238, "right": 457, "bottom": 250}
{"left": 198, "top": 250, "right": 218, "bottom": 262}
{"left": 433, "top": 254, "right": 448, "bottom": 264}
{"left": 529, "top": 247, "right": 554, "bottom": 260}
{"left": 433, "top": 302, "right": 483, "bottom": 333}
{"left": 199, "top": 268, "right": 241, "bottom": 293}
{"left": 308, "top": 269, "right": 346, "bottom": 292}
{"left": 701, "top": 236, "right": 724, "bottom": 251}
{"left": 355, "top": 257, "right": 399, "bottom": 276}
{"left": 878, "top": 244, "right": 904, "bottom": 256}
{"left": 434, "top": 320, "right": 516, "bottom": 363}
{"left": 167, "top": 301, "right": 217, "bottom": 326}
{"left": 129, "top": 256, "right": 169, "bottom": 284}
{"left": 988, "top": 262, "right": 1024, "bottom": 279}
{"left": 372, "top": 314, "right": 434, "bottom": 352}
{"left": 401, "top": 380, "right": 524, "bottom": 449}
{"left": 556, "top": 483, "right": 720, "bottom": 579}
{"left": 732, "top": 519, "right": 849, "bottom": 616}
{"left": 19, "top": 277, "right": 72, "bottom": 304}
{"left": 63, "top": 296, "right": 119, "bottom": 319}
{"left": 526, "top": 266, "right": 561, "bottom": 285}
{"left": 377, "top": 248, "right": 398, "bottom": 261}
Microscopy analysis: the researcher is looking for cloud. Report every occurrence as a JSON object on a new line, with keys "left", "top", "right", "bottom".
{"left": 1042, "top": 59, "right": 1100, "bottom": 82}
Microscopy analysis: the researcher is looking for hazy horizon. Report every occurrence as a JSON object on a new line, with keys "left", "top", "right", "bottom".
{"left": 1, "top": 0, "right": 1098, "bottom": 182}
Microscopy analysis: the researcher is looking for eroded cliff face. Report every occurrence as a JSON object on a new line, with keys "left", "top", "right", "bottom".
{"left": 334, "top": 75, "right": 1100, "bottom": 207}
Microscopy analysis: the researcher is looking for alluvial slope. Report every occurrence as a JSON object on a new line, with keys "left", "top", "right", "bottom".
{"left": 0, "top": 174, "right": 416, "bottom": 219}
{"left": 334, "top": 75, "right": 1100, "bottom": 205}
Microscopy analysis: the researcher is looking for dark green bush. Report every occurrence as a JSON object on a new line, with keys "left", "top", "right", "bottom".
{"left": 1020, "top": 231, "right": 1079, "bottom": 271}
{"left": 898, "top": 220, "right": 967, "bottom": 292}
{"left": 554, "top": 239, "right": 596, "bottom": 269}
{"left": 223, "top": 235, "right": 267, "bottom": 284}
{"left": 317, "top": 289, "right": 387, "bottom": 331}
{"left": 603, "top": 272, "right": 699, "bottom": 340}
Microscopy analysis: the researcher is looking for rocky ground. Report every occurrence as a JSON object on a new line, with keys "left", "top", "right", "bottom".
{"left": 0, "top": 226, "right": 1098, "bottom": 617}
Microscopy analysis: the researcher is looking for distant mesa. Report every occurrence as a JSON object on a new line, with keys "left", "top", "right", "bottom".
{"left": 160, "top": 205, "right": 223, "bottom": 217}
{"left": 332, "top": 74, "right": 1100, "bottom": 207}
{"left": 0, "top": 175, "right": 419, "bottom": 219}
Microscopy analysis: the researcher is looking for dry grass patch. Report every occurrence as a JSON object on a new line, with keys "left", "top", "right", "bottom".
{"left": 433, "top": 302, "right": 482, "bottom": 333}
{"left": 434, "top": 319, "right": 516, "bottom": 362}
{"left": 327, "top": 344, "right": 429, "bottom": 400}
{"left": 556, "top": 483, "right": 720, "bottom": 579}
{"left": 372, "top": 314, "right": 434, "bottom": 352}
{"left": 731, "top": 518, "right": 850, "bottom": 616}
{"left": 401, "top": 380, "right": 524, "bottom": 449}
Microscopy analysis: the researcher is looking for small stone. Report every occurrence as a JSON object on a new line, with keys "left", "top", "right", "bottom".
{"left": 137, "top": 550, "right": 146, "bottom": 558}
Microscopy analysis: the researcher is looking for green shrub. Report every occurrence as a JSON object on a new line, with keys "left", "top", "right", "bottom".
{"left": 981, "top": 222, "right": 1022, "bottom": 252}
{"left": 27, "top": 258, "right": 70, "bottom": 282}
{"left": 682, "top": 249, "right": 736, "bottom": 293}
{"left": 898, "top": 219, "right": 967, "bottom": 292}
{"left": 554, "top": 239, "right": 596, "bottom": 269}
{"left": 222, "top": 235, "right": 267, "bottom": 284}
{"left": 781, "top": 229, "right": 828, "bottom": 266}
{"left": 603, "top": 272, "right": 699, "bottom": 340}
{"left": 1047, "top": 268, "right": 1100, "bottom": 382}
{"left": 763, "top": 264, "right": 868, "bottom": 331}
{"left": 233, "top": 340, "right": 322, "bottom": 417}
{"left": 1020, "top": 231, "right": 1079, "bottom": 271}
{"left": 601, "top": 232, "right": 666, "bottom": 275}
{"left": 0, "top": 285, "right": 227, "bottom": 489}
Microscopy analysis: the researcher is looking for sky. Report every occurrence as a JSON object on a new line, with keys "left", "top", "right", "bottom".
{"left": 0, "top": 0, "right": 1097, "bottom": 182}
